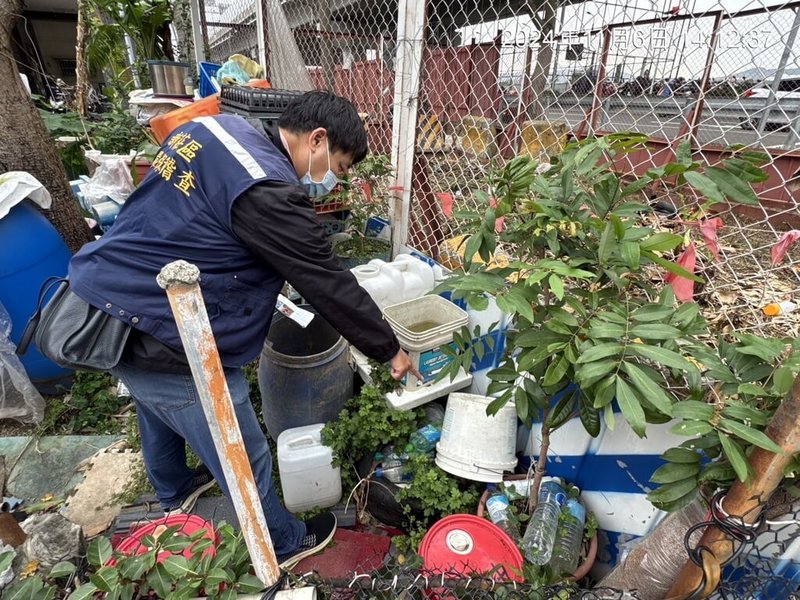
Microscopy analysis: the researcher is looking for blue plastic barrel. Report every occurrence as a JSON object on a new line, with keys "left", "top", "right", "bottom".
{"left": 259, "top": 306, "right": 353, "bottom": 440}
{"left": 0, "top": 201, "right": 73, "bottom": 391}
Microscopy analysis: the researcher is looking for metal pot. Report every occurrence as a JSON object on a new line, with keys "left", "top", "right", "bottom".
{"left": 147, "top": 60, "right": 192, "bottom": 97}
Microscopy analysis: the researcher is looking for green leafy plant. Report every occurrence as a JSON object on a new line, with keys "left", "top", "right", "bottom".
{"left": 394, "top": 453, "right": 481, "bottom": 550}
{"left": 38, "top": 372, "right": 129, "bottom": 435}
{"left": 1, "top": 520, "right": 268, "bottom": 600}
{"left": 321, "top": 360, "right": 422, "bottom": 487}
{"left": 436, "top": 135, "right": 796, "bottom": 512}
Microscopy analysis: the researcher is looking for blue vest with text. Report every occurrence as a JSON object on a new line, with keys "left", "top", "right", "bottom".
{"left": 69, "top": 114, "right": 299, "bottom": 367}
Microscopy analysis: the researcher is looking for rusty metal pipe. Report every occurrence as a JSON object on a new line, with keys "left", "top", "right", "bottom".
{"left": 667, "top": 374, "right": 800, "bottom": 598}
{"left": 158, "top": 260, "right": 280, "bottom": 586}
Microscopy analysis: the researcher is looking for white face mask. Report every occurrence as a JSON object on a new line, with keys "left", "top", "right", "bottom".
{"left": 300, "top": 140, "right": 339, "bottom": 198}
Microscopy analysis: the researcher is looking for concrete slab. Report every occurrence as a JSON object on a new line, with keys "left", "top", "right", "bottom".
{"left": 61, "top": 448, "right": 143, "bottom": 537}
{"left": 0, "top": 437, "right": 34, "bottom": 479}
{"left": 292, "top": 528, "right": 391, "bottom": 579}
{"left": 6, "top": 435, "right": 124, "bottom": 502}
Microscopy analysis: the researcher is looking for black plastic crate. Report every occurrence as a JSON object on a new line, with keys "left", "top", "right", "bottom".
{"left": 220, "top": 86, "right": 303, "bottom": 115}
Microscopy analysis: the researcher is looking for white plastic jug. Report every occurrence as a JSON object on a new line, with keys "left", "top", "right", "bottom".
{"left": 277, "top": 423, "right": 342, "bottom": 513}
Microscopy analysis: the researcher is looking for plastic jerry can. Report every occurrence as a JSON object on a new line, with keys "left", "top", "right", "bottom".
{"left": 277, "top": 423, "right": 342, "bottom": 513}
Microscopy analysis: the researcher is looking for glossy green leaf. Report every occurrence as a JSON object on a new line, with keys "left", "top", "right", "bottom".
{"left": 545, "top": 388, "right": 578, "bottom": 429}
{"left": 0, "top": 551, "right": 14, "bottom": 575}
{"left": 629, "top": 344, "right": 694, "bottom": 371}
{"left": 662, "top": 447, "right": 701, "bottom": 463}
{"left": 647, "top": 477, "right": 698, "bottom": 505}
{"left": 576, "top": 359, "right": 618, "bottom": 387}
{"left": 548, "top": 274, "right": 565, "bottom": 301}
{"left": 543, "top": 356, "right": 570, "bottom": 387}
{"left": 67, "top": 584, "right": 99, "bottom": 600}
{"left": 683, "top": 171, "right": 724, "bottom": 203}
{"left": 576, "top": 343, "right": 624, "bottom": 364}
{"left": 48, "top": 561, "right": 77, "bottom": 579}
{"left": 620, "top": 241, "right": 641, "bottom": 270}
{"left": 671, "top": 421, "right": 714, "bottom": 436}
{"left": 147, "top": 563, "right": 173, "bottom": 598}
{"left": 237, "top": 574, "right": 265, "bottom": 593}
{"left": 650, "top": 461, "right": 701, "bottom": 484}
{"left": 162, "top": 555, "right": 193, "bottom": 579}
{"left": 773, "top": 366, "right": 796, "bottom": 396}
{"left": 629, "top": 324, "right": 683, "bottom": 340}
{"left": 579, "top": 395, "right": 601, "bottom": 437}
{"left": 699, "top": 462, "right": 737, "bottom": 483}
{"left": 671, "top": 400, "right": 715, "bottom": 422}
{"left": 719, "top": 418, "right": 783, "bottom": 454}
{"left": 604, "top": 403, "right": 616, "bottom": 430}
{"left": 631, "top": 305, "right": 674, "bottom": 323}
{"left": 642, "top": 250, "right": 704, "bottom": 282}
{"left": 87, "top": 536, "right": 112, "bottom": 568}
{"left": 615, "top": 377, "right": 646, "bottom": 437}
{"left": 90, "top": 566, "right": 119, "bottom": 593}
{"left": 722, "top": 404, "right": 769, "bottom": 426}
{"left": 589, "top": 323, "right": 626, "bottom": 339}
{"left": 598, "top": 221, "right": 615, "bottom": 264}
{"left": 622, "top": 362, "right": 674, "bottom": 416}
{"left": 640, "top": 232, "right": 683, "bottom": 252}
{"left": 705, "top": 166, "right": 759, "bottom": 205}
{"left": 719, "top": 433, "right": 750, "bottom": 482}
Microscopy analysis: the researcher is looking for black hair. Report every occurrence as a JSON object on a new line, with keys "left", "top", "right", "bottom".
{"left": 278, "top": 91, "right": 368, "bottom": 163}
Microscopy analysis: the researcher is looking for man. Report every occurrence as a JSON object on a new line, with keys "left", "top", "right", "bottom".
{"left": 67, "top": 91, "right": 416, "bottom": 567}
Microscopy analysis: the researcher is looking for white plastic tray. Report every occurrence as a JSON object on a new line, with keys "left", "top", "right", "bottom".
{"left": 349, "top": 347, "right": 472, "bottom": 411}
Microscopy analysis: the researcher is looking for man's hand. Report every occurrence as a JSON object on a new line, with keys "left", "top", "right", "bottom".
{"left": 389, "top": 349, "right": 422, "bottom": 382}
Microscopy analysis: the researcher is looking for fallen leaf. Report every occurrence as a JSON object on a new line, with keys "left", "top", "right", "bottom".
{"left": 717, "top": 290, "right": 738, "bottom": 305}
{"left": 665, "top": 242, "right": 697, "bottom": 302}
{"left": 436, "top": 193, "right": 454, "bottom": 219}
{"left": 699, "top": 217, "right": 724, "bottom": 261}
{"left": 771, "top": 230, "right": 800, "bottom": 265}
{"left": 21, "top": 561, "right": 40, "bottom": 578}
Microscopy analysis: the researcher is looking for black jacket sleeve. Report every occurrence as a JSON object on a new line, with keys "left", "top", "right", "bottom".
{"left": 231, "top": 180, "right": 400, "bottom": 363}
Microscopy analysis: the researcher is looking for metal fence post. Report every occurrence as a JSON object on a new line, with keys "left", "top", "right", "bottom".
{"left": 762, "top": 8, "right": 800, "bottom": 139}
{"left": 157, "top": 261, "right": 280, "bottom": 587}
{"left": 390, "top": 0, "right": 428, "bottom": 257}
{"left": 255, "top": 0, "right": 268, "bottom": 78}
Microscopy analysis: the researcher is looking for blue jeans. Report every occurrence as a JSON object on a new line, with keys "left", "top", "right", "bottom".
{"left": 111, "top": 363, "right": 305, "bottom": 556}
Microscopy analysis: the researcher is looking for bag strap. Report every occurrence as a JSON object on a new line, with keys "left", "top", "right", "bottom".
{"left": 16, "top": 276, "right": 68, "bottom": 356}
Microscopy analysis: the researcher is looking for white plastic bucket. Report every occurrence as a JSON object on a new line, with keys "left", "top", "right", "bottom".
{"left": 435, "top": 393, "right": 518, "bottom": 483}
{"left": 382, "top": 296, "right": 469, "bottom": 391}
{"left": 277, "top": 424, "right": 342, "bottom": 513}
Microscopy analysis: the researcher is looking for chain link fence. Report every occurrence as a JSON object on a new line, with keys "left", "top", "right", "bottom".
{"left": 188, "top": 0, "right": 800, "bottom": 595}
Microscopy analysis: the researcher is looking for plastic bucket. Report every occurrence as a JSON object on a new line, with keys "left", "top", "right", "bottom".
{"left": 259, "top": 306, "right": 353, "bottom": 440}
{"left": 435, "top": 393, "right": 518, "bottom": 483}
{"left": 382, "top": 296, "right": 468, "bottom": 391}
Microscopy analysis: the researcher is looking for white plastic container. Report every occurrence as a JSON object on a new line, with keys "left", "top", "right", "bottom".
{"left": 277, "top": 423, "right": 342, "bottom": 513}
{"left": 435, "top": 392, "right": 518, "bottom": 483}
{"left": 383, "top": 295, "right": 469, "bottom": 391}
{"left": 350, "top": 253, "right": 437, "bottom": 308}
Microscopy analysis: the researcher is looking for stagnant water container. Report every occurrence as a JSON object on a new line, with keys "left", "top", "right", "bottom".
{"left": 435, "top": 392, "right": 518, "bottom": 483}
{"left": 259, "top": 306, "right": 353, "bottom": 440}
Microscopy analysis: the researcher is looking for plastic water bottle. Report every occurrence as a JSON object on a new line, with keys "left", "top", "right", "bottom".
{"left": 375, "top": 464, "right": 410, "bottom": 483}
{"left": 406, "top": 423, "right": 441, "bottom": 454}
{"left": 522, "top": 478, "right": 567, "bottom": 564}
{"left": 548, "top": 498, "right": 586, "bottom": 576}
{"left": 485, "top": 485, "right": 520, "bottom": 542}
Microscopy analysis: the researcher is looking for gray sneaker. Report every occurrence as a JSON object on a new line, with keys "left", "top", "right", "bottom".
{"left": 164, "top": 465, "right": 216, "bottom": 515}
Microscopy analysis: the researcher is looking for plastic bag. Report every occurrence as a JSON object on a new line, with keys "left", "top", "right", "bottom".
{"left": 0, "top": 171, "right": 52, "bottom": 220}
{"left": 79, "top": 150, "right": 135, "bottom": 209}
{"left": 0, "top": 302, "right": 45, "bottom": 424}
{"left": 216, "top": 59, "right": 252, "bottom": 86}
{"left": 598, "top": 493, "right": 709, "bottom": 598}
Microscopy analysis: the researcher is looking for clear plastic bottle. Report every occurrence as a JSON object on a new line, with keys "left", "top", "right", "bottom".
{"left": 375, "top": 464, "right": 411, "bottom": 483}
{"left": 406, "top": 423, "right": 442, "bottom": 454}
{"left": 548, "top": 498, "right": 586, "bottom": 576}
{"left": 521, "top": 477, "right": 567, "bottom": 564}
{"left": 485, "top": 485, "right": 520, "bottom": 542}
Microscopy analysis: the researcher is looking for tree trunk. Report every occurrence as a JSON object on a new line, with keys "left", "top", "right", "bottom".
{"left": 75, "top": 0, "right": 89, "bottom": 118}
{"left": 0, "top": 0, "right": 93, "bottom": 254}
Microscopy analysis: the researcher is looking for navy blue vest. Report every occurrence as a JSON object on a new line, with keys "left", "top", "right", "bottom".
{"left": 69, "top": 115, "right": 299, "bottom": 367}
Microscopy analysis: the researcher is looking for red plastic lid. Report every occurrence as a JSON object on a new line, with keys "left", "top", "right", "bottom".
{"left": 113, "top": 514, "right": 217, "bottom": 565}
{"left": 419, "top": 514, "right": 524, "bottom": 582}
